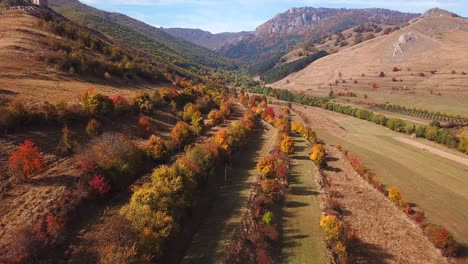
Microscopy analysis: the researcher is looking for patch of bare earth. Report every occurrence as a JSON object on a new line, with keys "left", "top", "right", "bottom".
{"left": 322, "top": 145, "right": 448, "bottom": 264}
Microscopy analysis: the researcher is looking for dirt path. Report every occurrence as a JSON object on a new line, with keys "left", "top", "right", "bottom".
{"left": 323, "top": 145, "right": 448, "bottom": 264}
{"left": 181, "top": 121, "right": 277, "bottom": 264}
{"left": 395, "top": 137, "right": 468, "bottom": 167}
{"left": 278, "top": 113, "right": 328, "bottom": 263}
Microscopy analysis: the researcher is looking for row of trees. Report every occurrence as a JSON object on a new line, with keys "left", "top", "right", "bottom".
{"left": 375, "top": 104, "right": 467, "bottom": 124}
{"left": 118, "top": 110, "right": 258, "bottom": 262}
{"left": 342, "top": 148, "right": 458, "bottom": 257}
{"left": 225, "top": 102, "right": 292, "bottom": 264}
{"left": 247, "top": 86, "right": 468, "bottom": 155}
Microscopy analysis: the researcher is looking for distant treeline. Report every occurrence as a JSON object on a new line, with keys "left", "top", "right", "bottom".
{"left": 248, "top": 86, "right": 468, "bottom": 155}
{"left": 260, "top": 51, "right": 328, "bottom": 83}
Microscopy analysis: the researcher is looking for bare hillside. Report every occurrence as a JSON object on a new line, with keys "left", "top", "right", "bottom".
{"left": 0, "top": 10, "right": 166, "bottom": 107}
{"left": 272, "top": 9, "right": 468, "bottom": 115}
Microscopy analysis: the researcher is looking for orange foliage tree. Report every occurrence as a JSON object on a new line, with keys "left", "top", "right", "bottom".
{"left": 171, "top": 121, "right": 194, "bottom": 150}
{"left": 310, "top": 144, "right": 326, "bottom": 168}
{"left": 9, "top": 139, "right": 46, "bottom": 178}
{"left": 257, "top": 156, "right": 276, "bottom": 178}
{"left": 147, "top": 135, "right": 168, "bottom": 161}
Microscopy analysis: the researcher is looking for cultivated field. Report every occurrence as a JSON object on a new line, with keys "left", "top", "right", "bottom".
{"left": 292, "top": 104, "right": 468, "bottom": 255}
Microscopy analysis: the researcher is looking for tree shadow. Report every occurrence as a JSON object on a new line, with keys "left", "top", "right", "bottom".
{"left": 324, "top": 165, "right": 342, "bottom": 173}
{"left": 294, "top": 155, "right": 310, "bottom": 161}
{"left": 349, "top": 238, "right": 394, "bottom": 263}
{"left": 285, "top": 201, "right": 309, "bottom": 208}
{"left": 290, "top": 186, "right": 319, "bottom": 196}
{"left": 326, "top": 156, "right": 339, "bottom": 162}
{"left": 32, "top": 174, "right": 77, "bottom": 187}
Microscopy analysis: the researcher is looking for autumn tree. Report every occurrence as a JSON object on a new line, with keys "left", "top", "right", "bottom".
{"left": 310, "top": 144, "right": 326, "bottom": 168}
{"left": 257, "top": 156, "right": 276, "bottom": 178}
{"left": 138, "top": 115, "right": 152, "bottom": 137}
{"left": 208, "top": 109, "right": 225, "bottom": 125}
{"left": 89, "top": 174, "right": 111, "bottom": 195}
{"left": 9, "top": 140, "right": 46, "bottom": 179}
{"left": 171, "top": 121, "right": 194, "bottom": 150}
{"left": 388, "top": 187, "right": 406, "bottom": 207}
{"left": 215, "top": 129, "right": 232, "bottom": 154}
{"left": 280, "top": 134, "right": 295, "bottom": 155}
{"left": 86, "top": 118, "right": 103, "bottom": 137}
{"left": 81, "top": 88, "right": 114, "bottom": 116}
{"left": 147, "top": 135, "right": 168, "bottom": 161}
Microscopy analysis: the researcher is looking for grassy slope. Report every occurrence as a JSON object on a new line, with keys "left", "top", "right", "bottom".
{"left": 277, "top": 111, "right": 328, "bottom": 264}
{"left": 296, "top": 104, "right": 468, "bottom": 248}
{"left": 181, "top": 121, "right": 277, "bottom": 263}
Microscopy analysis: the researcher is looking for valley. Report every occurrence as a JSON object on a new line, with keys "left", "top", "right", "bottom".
{"left": 0, "top": 1, "right": 467, "bottom": 264}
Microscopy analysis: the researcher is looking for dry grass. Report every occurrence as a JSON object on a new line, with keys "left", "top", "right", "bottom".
{"left": 272, "top": 15, "right": 468, "bottom": 115}
{"left": 321, "top": 145, "right": 448, "bottom": 263}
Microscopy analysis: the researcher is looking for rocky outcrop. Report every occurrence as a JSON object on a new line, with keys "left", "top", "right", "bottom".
{"left": 393, "top": 31, "right": 417, "bottom": 57}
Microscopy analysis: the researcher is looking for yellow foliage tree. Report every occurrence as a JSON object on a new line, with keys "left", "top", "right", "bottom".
{"left": 388, "top": 187, "right": 406, "bottom": 207}
{"left": 310, "top": 144, "right": 326, "bottom": 168}
{"left": 320, "top": 215, "right": 345, "bottom": 242}
{"left": 291, "top": 121, "right": 304, "bottom": 134}
{"left": 280, "top": 134, "right": 295, "bottom": 155}
{"left": 147, "top": 135, "right": 167, "bottom": 161}
{"left": 215, "top": 129, "right": 232, "bottom": 153}
{"left": 257, "top": 156, "right": 276, "bottom": 178}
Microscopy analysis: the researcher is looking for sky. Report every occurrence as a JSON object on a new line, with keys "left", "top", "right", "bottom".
{"left": 80, "top": 0, "right": 467, "bottom": 33}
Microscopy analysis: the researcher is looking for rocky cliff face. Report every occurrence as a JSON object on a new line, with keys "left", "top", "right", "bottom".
{"left": 219, "top": 7, "right": 419, "bottom": 63}
{"left": 254, "top": 7, "right": 418, "bottom": 37}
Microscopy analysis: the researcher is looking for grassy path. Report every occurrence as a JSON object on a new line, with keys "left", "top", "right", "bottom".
{"left": 277, "top": 112, "right": 328, "bottom": 264}
{"left": 180, "top": 121, "right": 277, "bottom": 264}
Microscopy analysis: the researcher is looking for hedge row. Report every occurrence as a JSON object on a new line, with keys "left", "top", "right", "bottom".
{"left": 342, "top": 148, "right": 458, "bottom": 258}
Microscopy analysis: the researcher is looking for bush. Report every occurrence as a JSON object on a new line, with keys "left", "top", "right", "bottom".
{"left": 208, "top": 109, "right": 225, "bottom": 125}
{"left": 9, "top": 139, "right": 46, "bottom": 179}
{"left": 81, "top": 88, "right": 114, "bottom": 116}
{"left": 280, "top": 134, "right": 295, "bottom": 155}
{"left": 388, "top": 187, "right": 406, "bottom": 207}
{"left": 257, "top": 156, "right": 276, "bottom": 179}
{"left": 89, "top": 174, "right": 111, "bottom": 195}
{"left": 86, "top": 118, "right": 103, "bottom": 137}
{"left": 310, "top": 144, "right": 326, "bottom": 168}
{"left": 147, "top": 135, "right": 168, "bottom": 162}
{"left": 171, "top": 121, "right": 194, "bottom": 149}
{"left": 111, "top": 94, "right": 130, "bottom": 115}
{"left": 132, "top": 92, "right": 153, "bottom": 113}
{"left": 83, "top": 133, "right": 142, "bottom": 189}
{"left": 138, "top": 115, "right": 152, "bottom": 137}
{"left": 426, "top": 225, "right": 458, "bottom": 257}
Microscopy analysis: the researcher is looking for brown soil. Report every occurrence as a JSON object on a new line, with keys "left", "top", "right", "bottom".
{"left": 321, "top": 145, "right": 448, "bottom": 263}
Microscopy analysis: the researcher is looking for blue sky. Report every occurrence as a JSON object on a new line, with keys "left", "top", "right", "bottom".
{"left": 80, "top": 0, "right": 467, "bottom": 33}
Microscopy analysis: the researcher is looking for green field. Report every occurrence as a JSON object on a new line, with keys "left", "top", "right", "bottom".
{"left": 297, "top": 105, "right": 468, "bottom": 248}
{"left": 181, "top": 121, "right": 277, "bottom": 263}
{"left": 277, "top": 112, "right": 328, "bottom": 264}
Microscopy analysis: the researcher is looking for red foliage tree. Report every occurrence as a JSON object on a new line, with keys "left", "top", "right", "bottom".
{"left": 9, "top": 139, "right": 46, "bottom": 178}
{"left": 412, "top": 211, "right": 426, "bottom": 225}
{"left": 89, "top": 174, "right": 111, "bottom": 194}
{"left": 372, "top": 82, "right": 378, "bottom": 89}
{"left": 138, "top": 115, "right": 152, "bottom": 136}
{"left": 263, "top": 107, "right": 275, "bottom": 121}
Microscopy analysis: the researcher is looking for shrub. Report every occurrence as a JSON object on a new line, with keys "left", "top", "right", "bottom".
{"left": 320, "top": 215, "right": 345, "bottom": 242}
{"left": 257, "top": 156, "right": 276, "bottom": 179}
{"left": 412, "top": 211, "right": 426, "bottom": 225}
{"left": 60, "top": 124, "right": 73, "bottom": 152}
{"left": 262, "top": 211, "right": 273, "bottom": 225}
{"left": 208, "top": 109, "right": 225, "bottom": 125}
{"left": 89, "top": 174, "right": 111, "bottom": 194}
{"left": 81, "top": 88, "right": 114, "bottom": 116}
{"left": 83, "top": 133, "right": 142, "bottom": 189}
{"left": 393, "top": 67, "right": 400, "bottom": 72}
{"left": 9, "top": 140, "right": 46, "bottom": 179}
{"left": 138, "top": 115, "right": 152, "bottom": 137}
{"left": 111, "top": 94, "right": 130, "bottom": 115}
{"left": 426, "top": 225, "right": 458, "bottom": 257}
{"left": 419, "top": 72, "right": 426, "bottom": 77}
{"left": 372, "top": 82, "right": 378, "bottom": 89}
{"left": 132, "top": 92, "right": 153, "bottom": 113}
{"left": 261, "top": 179, "right": 285, "bottom": 201}
{"left": 171, "top": 121, "right": 194, "bottom": 150}
{"left": 147, "top": 135, "right": 168, "bottom": 162}
{"left": 388, "top": 187, "right": 406, "bottom": 207}
{"left": 310, "top": 144, "right": 326, "bottom": 168}
{"left": 280, "top": 134, "right": 295, "bottom": 155}
{"left": 86, "top": 118, "right": 103, "bottom": 137}
{"left": 457, "top": 130, "right": 468, "bottom": 154}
